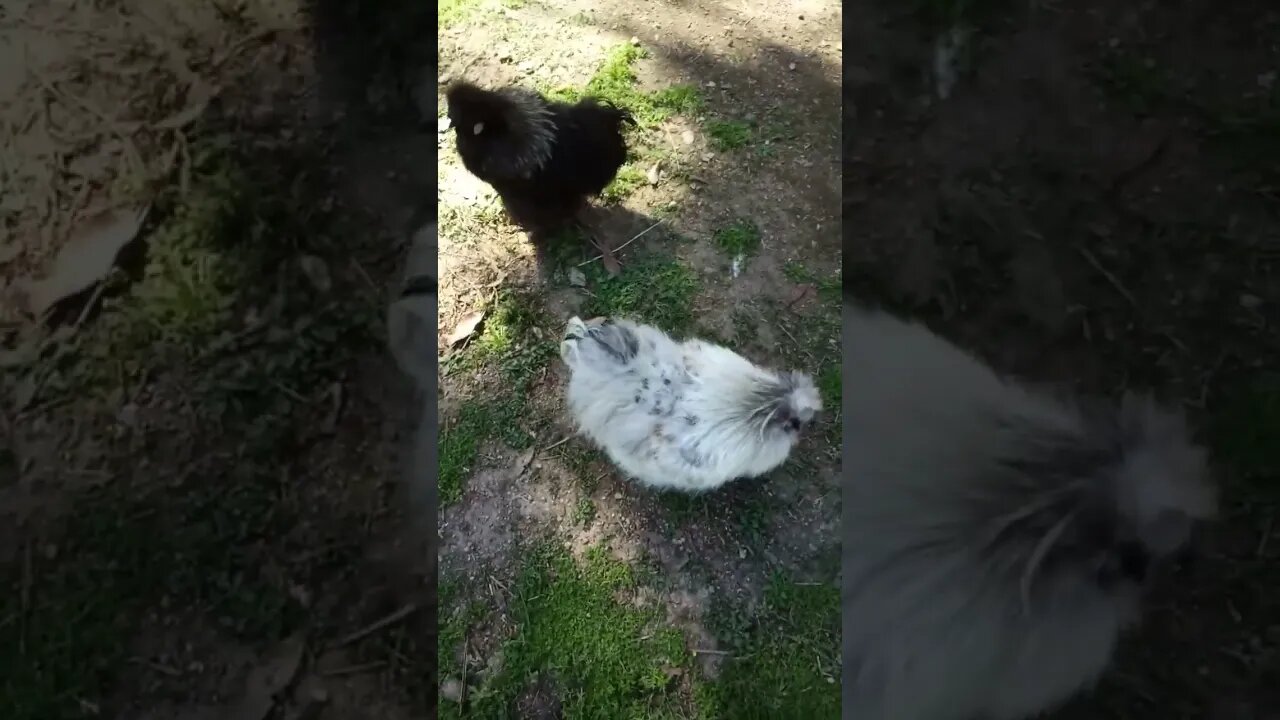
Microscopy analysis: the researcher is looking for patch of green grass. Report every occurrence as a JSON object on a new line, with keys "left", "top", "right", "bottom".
{"left": 582, "top": 254, "right": 699, "bottom": 333}
{"left": 455, "top": 544, "right": 694, "bottom": 718}
{"left": 784, "top": 262, "right": 843, "bottom": 305}
{"left": 554, "top": 443, "right": 606, "bottom": 486}
{"left": 700, "top": 574, "right": 841, "bottom": 719}
{"left": 818, "top": 365, "right": 841, "bottom": 409}
{"left": 602, "top": 163, "right": 648, "bottom": 203}
{"left": 462, "top": 290, "right": 559, "bottom": 384}
{"left": 713, "top": 219, "right": 761, "bottom": 257}
{"left": 439, "top": 578, "right": 489, "bottom": 686}
{"left": 542, "top": 44, "right": 702, "bottom": 128}
{"left": 441, "top": 292, "right": 558, "bottom": 505}
{"left": 659, "top": 488, "right": 771, "bottom": 544}
{"left": 573, "top": 498, "right": 598, "bottom": 525}
{"left": 439, "top": 0, "right": 481, "bottom": 28}
{"left": 0, "top": 139, "right": 370, "bottom": 712}
{"left": 0, "top": 471, "right": 309, "bottom": 720}
{"left": 705, "top": 120, "right": 751, "bottom": 151}
{"left": 783, "top": 261, "right": 816, "bottom": 284}
{"left": 651, "top": 85, "right": 704, "bottom": 116}
{"left": 439, "top": 0, "right": 522, "bottom": 28}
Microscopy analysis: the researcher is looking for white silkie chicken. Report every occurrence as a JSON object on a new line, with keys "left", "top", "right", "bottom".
{"left": 560, "top": 316, "right": 822, "bottom": 493}
{"left": 387, "top": 221, "right": 437, "bottom": 519}
{"left": 842, "top": 302, "right": 1217, "bottom": 720}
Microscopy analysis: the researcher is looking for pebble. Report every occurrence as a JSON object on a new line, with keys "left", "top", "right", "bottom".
{"left": 681, "top": 130, "right": 696, "bottom": 145}
{"left": 441, "top": 678, "right": 464, "bottom": 702}
{"left": 438, "top": 116, "right": 451, "bottom": 133}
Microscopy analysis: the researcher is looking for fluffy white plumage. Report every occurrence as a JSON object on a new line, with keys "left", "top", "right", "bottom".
{"left": 386, "top": 222, "right": 437, "bottom": 518}
{"left": 842, "top": 304, "right": 1216, "bottom": 720}
{"left": 560, "top": 316, "right": 821, "bottom": 492}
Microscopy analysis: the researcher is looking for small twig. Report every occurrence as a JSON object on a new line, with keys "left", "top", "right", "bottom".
{"left": 692, "top": 648, "right": 731, "bottom": 656}
{"left": 460, "top": 636, "right": 470, "bottom": 706}
{"left": 1074, "top": 245, "right": 1137, "bottom": 308}
{"left": 320, "top": 661, "right": 387, "bottom": 677}
{"left": 543, "top": 435, "right": 574, "bottom": 452}
{"left": 576, "top": 220, "right": 663, "bottom": 267}
{"left": 332, "top": 603, "right": 419, "bottom": 648}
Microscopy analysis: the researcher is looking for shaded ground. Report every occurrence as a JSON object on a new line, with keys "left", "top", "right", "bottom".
{"left": 1, "top": 1, "right": 437, "bottom": 718}
{"left": 437, "top": 0, "right": 841, "bottom": 717}
{"left": 846, "top": 1, "right": 1280, "bottom": 718}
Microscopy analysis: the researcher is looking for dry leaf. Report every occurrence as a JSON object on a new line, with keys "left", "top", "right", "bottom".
{"left": 446, "top": 310, "right": 485, "bottom": 346}
{"left": 232, "top": 632, "right": 307, "bottom": 720}
{"left": 20, "top": 206, "right": 149, "bottom": 317}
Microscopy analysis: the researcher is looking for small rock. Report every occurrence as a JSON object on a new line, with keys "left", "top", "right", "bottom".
{"left": 646, "top": 162, "right": 662, "bottom": 185}
{"left": 705, "top": 80, "right": 716, "bottom": 88}
{"left": 568, "top": 267, "right": 586, "bottom": 287}
{"left": 788, "top": 62, "right": 797, "bottom": 70}
{"left": 702, "top": 153, "right": 714, "bottom": 161}
{"left": 630, "top": 36, "right": 641, "bottom": 46}
{"left": 681, "top": 130, "right": 696, "bottom": 144}
{"left": 738, "top": 548, "right": 747, "bottom": 559}
{"left": 441, "top": 678, "right": 464, "bottom": 703}
{"left": 614, "top": 491, "right": 623, "bottom": 499}
{"left": 438, "top": 116, "right": 451, "bottom": 133}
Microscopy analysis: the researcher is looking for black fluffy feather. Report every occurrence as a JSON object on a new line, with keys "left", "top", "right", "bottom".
{"left": 445, "top": 80, "right": 636, "bottom": 233}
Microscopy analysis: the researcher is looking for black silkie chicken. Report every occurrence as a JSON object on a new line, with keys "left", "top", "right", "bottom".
{"left": 444, "top": 80, "right": 635, "bottom": 241}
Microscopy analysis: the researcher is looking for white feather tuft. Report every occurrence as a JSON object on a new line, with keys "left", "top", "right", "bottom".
{"left": 561, "top": 316, "right": 820, "bottom": 492}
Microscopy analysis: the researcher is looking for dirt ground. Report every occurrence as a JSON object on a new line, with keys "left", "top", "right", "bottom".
{"left": 847, "top": 1, "right": 1280, "bottom": 718}
{"left": 2, "top": 0, "right": 437, "bottom": 718}
{"left": 1, "top": 0, "right": 841, "bottom": 718}
{"left": 436, "top": 0, "right": 840, "bottom": 716}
